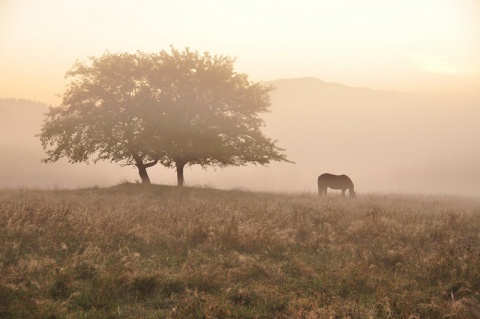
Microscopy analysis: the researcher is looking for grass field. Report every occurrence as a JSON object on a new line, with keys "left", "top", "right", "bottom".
{"left": 1, "top": 183, "right": 480, "bottom": 318}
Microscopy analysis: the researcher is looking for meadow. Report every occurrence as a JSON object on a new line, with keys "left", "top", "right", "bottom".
{"left": 1, "top": 184, "right": 479, "bottom": 318}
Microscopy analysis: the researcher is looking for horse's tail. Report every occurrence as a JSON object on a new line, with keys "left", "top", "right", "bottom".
{"left": 349, "top": 182, "right": 355, "bottom": 198}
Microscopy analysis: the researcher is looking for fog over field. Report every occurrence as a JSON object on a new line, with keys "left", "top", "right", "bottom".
{"left": 1, "top": 78, "right": 479, "bottom": 196}
{"left": 2, "top": 0, "right": 479, "bottom": 195}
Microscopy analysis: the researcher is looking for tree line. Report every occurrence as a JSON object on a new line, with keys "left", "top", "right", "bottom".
{"left": 39, "top": 47, "right": 290, "bottom": 186}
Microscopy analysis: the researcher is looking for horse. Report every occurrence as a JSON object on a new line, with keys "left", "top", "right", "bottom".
{"left": 318, "top": 173, "right": 355, "bottom": 197}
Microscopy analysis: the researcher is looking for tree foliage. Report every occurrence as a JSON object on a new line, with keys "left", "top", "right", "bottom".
{"left": 39, "top": 47, "right": 290, "bottom": 185}
{"left": 149, "top": 48, "right": 290, "bottom": 186}
{"left": 39, "top": 52, "right": 162, "bottom": 183}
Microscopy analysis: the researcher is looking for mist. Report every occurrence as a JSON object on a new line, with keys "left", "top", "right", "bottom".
{"left": 1, "top": 79, "right": 479, "bottom": 196}
{"left": 182, "top": 78, "right": 480, "bottom": 196}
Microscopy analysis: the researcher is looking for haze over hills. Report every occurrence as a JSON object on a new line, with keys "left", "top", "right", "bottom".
{"left": 0, "top": 98, "right": 136, "bottom": 188}
{"left": 1, "top": 78, "right": 479, "bottom": 195}
{"left": 263, "top": 78, "right": 480, "bottom": 195}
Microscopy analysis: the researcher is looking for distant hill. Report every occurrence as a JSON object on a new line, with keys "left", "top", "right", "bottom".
{"left": 0, "top": 98, "right": 48, "bottom": 137}
{"left": 257, "top": 78, "right": 480, "bottom": 195}
{"left": 264, "top": 77, "right": 430, "bottom": 173}
{"left": 1, "top": 79, "right": 479, "bottom": 195}
{"left": 0, "top": 98, "right": 135, "bottom": 188}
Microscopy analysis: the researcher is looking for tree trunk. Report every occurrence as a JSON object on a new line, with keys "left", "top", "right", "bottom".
{"left": 136, "top": 163, "right": 151, "bottom": 184}
{"left": 132, "top": 153, "right": 159, "bottom": 184}
{"left": 176, "top": 161, "right": 186, "bottom": 187}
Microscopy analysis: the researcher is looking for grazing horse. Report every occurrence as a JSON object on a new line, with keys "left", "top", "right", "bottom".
{"left": 318, "top": 173, "right": 355, "bottom": 197}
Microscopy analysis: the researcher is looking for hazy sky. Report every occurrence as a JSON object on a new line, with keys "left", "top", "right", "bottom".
{"left": 1, "top": 0, "right": 479, "bottom": 104}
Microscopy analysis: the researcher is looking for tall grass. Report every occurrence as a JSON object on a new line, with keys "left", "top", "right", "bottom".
{"left": 1, "top": 184, "right": 479, "bottom": 318}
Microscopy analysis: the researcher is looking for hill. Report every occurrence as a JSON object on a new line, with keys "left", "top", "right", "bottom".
{"left": 1, "top": 185, "right": 480, "bottom": 317}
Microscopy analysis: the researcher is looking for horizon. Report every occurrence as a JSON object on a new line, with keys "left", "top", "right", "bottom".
{"left": 0, "top": 75, "right": 476, "bottom": 106}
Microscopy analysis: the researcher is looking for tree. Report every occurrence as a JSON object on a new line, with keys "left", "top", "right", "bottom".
{"left": 39, "top": 47, "right": 291, "bottom": 187}
{"left": 149, "top": 47, "right": 291, "bottom": 186}
{"left": 39, "top": 52, "right": 164, "bottom": 183}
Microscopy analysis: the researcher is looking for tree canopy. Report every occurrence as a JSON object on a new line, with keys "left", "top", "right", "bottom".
{"left": 39, "top": 47, "right": 291, "bottom": 186}
{"left": 39, "top": 52, "right": 163, "bottom": 183}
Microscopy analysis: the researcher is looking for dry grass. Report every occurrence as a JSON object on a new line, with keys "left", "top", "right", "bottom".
{"left": 1, "top": 184, "right": 480, "bottom": 318}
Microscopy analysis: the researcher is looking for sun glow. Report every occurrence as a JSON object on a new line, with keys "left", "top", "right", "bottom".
{"left": 1, "top": 0, "right": 479, "bottom": 104}
{"left": 408, "top": 53, "right": 480, "bottom": 75}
